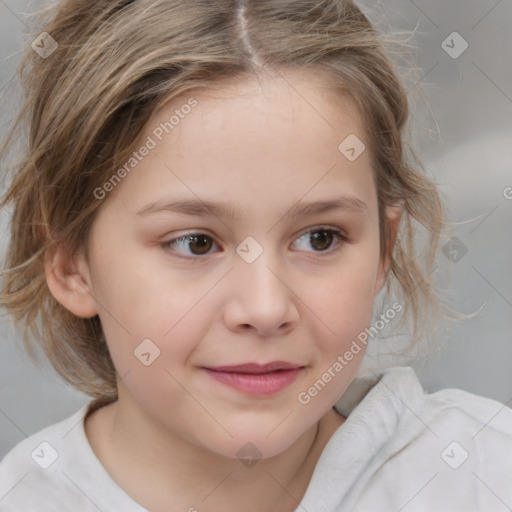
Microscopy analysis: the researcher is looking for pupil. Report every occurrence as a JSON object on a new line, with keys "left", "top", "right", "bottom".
{"left": 189, "top": 235, "right": 212, "bottom": 254}
{"left": 310, "top": 231, "right": 332, "bottom": 251}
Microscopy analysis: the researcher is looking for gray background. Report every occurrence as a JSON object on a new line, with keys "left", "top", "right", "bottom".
{"left": 1, "top": 0, "right": 511, "bottom": 459}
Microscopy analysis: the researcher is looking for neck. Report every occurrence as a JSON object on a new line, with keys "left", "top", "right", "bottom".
{"left": 85, "top": 392, "right": 344, "bottom": 512}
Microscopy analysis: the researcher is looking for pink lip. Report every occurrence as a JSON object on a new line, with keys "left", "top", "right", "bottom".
{"left": 203, "top": 361, "right": 303, "bottom": 396}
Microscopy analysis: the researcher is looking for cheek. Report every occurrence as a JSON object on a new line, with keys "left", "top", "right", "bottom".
{"left": 304, "top": 248, "right": 380, "bottom": 337}
{"left": 94, "top": 278, "right": 211, "bottom": 379}
{"left": 89, "top": 235, "right": 216, "bottom": 334}
{"left": 87, "top": 254, "right": 210, "bottom": 392}
{"left": 292, "top": 254, "right": 379, "bottom": 415}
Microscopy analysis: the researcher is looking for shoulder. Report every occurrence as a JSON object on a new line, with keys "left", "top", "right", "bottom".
{"left": 0, "top": 398, "right": 146, "bottom": 511}
{"left": 383, "top": 365, "right": 512, "bottom": 439}
{"left": 338, "top": 365, "right": 512, "bottom": 437}
{"left": 331, "top": 366, "right": 512, "bottom": 511}
{"left": 348, "top": 365, "right": 512, "bottom": 460}
{"left": 0, "top": 402, "right": 89, "bottom": 510}
{"left": 0, "top": 399, "right": 128, "bottom": 511}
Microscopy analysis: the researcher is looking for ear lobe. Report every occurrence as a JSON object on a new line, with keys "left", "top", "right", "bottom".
{"left": 45, "top": 243, "right": 98, "bottom": 318}
{"left": 374, "top": 205, "right": 402, "bottom": 296}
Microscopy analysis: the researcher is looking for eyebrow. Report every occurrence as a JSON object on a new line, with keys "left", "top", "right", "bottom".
{"left": 136, "top": 196, "right": 368, "bottom": 220}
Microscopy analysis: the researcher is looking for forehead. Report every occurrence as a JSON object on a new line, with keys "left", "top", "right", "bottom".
{"left": 106, "top": 68, "right": 376, "bottom": 220}
{"left": 153, "top": 67, "right": 364, "bottom": 145}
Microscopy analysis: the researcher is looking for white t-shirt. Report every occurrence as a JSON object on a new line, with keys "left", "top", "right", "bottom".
{"left": 1, "top": 366, "right": 511, "bottom": 511}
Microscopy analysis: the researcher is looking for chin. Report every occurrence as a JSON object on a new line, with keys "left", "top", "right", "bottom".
{"left": 197, "top": 418, "right": 314, "bottom": 463}
{"left": 208, "top": 437, "right": 295, "bottom": 463}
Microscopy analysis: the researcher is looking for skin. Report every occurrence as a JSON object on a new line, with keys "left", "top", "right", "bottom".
{"left": 46, "top": 68, "right": 400, "bottom": 512}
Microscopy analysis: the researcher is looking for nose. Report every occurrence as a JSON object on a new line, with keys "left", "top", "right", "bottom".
{"left": 221, "top": 249, "right": 300, "bottom": 338}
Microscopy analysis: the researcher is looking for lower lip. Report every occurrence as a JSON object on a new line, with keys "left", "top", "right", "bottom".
{"left": 203, "top": 368, "right": 302, "bottom": 396}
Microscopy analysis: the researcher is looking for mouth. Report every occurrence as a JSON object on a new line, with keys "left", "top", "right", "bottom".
{"left": 202, "top": 361, "right": 304, "bottom": 396}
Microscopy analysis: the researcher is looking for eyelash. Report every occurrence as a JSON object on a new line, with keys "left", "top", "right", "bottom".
{"left": 160, "top": 226, "right": 348, "bottom": 260}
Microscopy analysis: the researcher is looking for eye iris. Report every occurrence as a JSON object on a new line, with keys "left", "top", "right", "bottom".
{"left": 310, "top": 231, "right": 333, "bottom": 251}
{"left": 188, "top": 235, "right": 212, "bottom": 254}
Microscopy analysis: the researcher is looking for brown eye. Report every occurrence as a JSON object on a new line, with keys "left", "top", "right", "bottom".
{"left": 292, "top": 228, "right": 346, "bottom": 255}
{"left": 186, "top": 235, "right": 213, "bottom": 254}
{"left": 309, "top": 230, "right": 334, "bottom": 251}
{"left": 165, "top": 233, "right": 217, "bottom": 256}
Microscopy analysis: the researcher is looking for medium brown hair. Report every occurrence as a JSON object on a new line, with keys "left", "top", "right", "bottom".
{"left": 0, "top": 0, "right": 443, "bottom": 399}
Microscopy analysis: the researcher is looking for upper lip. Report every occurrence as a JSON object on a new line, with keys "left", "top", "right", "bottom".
{"left": 204, "top": 361, "right": 303, "bottom": 374}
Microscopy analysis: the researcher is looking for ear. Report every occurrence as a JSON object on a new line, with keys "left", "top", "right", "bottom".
{"left": 44, "top": 243, "right": 98, "bottom": 318}
{"left": 374, "top": 205, "right": 402, "bottom": 296}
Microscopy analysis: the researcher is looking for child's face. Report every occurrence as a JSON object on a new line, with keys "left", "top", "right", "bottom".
{"left": 72, "top": 70, "right": 395, "bottom": 458}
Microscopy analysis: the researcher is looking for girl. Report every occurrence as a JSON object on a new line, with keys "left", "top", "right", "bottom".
{"left": 0, "top": 1, "right": 510, "bottom": 511}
